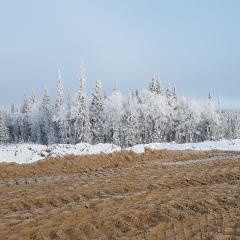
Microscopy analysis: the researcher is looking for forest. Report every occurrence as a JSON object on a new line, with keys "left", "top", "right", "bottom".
{"left": 0, "top": 60, "right": 239, "bottom": 147}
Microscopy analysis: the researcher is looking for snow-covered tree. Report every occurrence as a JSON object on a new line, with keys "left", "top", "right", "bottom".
{"left": 30, "top": 89, "right": 36, "bottom": 108}
{"left": 72, "top": 59, "right": 90, "bottom": 143}
{"left": 123, "top": 94, "right": 140, "bottom": 146}
{"left": 149, "top": 74, "right": 163, "bottom": 95}
{"left": 113, "top": 80, "right": 118, "bottom": 92}
{"left": 90, "top": 78, "right": 104, "bottom": 144}
{"left": 138, "top": 90, "right": 166, "bottom": 143}
{"left": 53, "top": 69, "right": 69, "bottom": 143}
{"left": 28, "top": 100, "right": 41, "bottom": 143}
{"left": 173, "top": 97, "right": 201, "bottom": 143}
{"left": 0, "top": 108, "right": 9, "bottom": 143}
{"left": 149, "top": 74, "right": 157, "bottom": 93}
{"left": 55, "top": 68, "right": 64, "bottom": 110}
{"left": 103, "top": 86, "right": 125, "bottom": 146}
{"left": 11, "top": 103, "right": 15, "bottom": 114}
{"left": 39, "top": 87, "right": 55, "bottom": 144}
{"left": 21, "top": 92, "right": 28, "bottom": 114}
{"left": 218, "top": 95, "right": 221, "bottom": 113}
{"left": 156, "top": 75, "right": 163, "bottom": 95}
{"left": 199, "top": 93, "right": 219, "bottom": 141}
{"left": 208, "top": 91, "right": 212, "bottom": 101}
{"left": 19, "top": 92, "right": 31, "bottom": 142}
{"left": 4, "top": 62, "right": 240, "bottom": 146}
{"left": 67, "top": 90, "right": 71, "bottom": 109}
{"left": 166, "top": 81, "right": 172, "bottom": 99}
{"left": 173, "top": 86, "right": 178, "bottom": 101}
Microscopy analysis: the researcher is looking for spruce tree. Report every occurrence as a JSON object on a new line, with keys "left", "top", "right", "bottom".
{"left": 166, "top": 81, "right": 172, "bottom": 99}
{"left": 90, "top": 78, "right": 104, "bottom": 144}
{"left": 113, "top": 80, "right": 118, "bottom": 92}
{"left": 11, "top": 103, "right": 15, "bottom": 113}
{"left": 20, "top": 92, "right": 31, "bottom": 142}
{"left": 53, "top": 69, "right": 66, "bottom": 143}
{"left": 199, "top": 92, "right": 219, "bottom": 141}
{"left": 0, "top": 108, "right": 9, "bottom": 143}
{"left": 30, "top": 89, "right": 36, "bottom": 108}
{"left": 55, "top": 68, "right": 64, "bottom": 110}
{"left": 21, "top": 92, "right": 29, "bottom": 114}
{"left": 173, "top": 86, "right": 178, "bottom": 101}
{"left": 40, "top": 87, "right": 55, "bottom": 144}
{"left": 156, "top": 75, "right": 163, "bottom": 95}
{"left": 208, "top": 91, "right": 212, "bottom": 101}
{"left": 218, "top": 95, "right": 221, "bottom": 113}
{"left": 67, "top": 90, "right": 71, "bottom": 109}
{"left": 74, "top": 59, "right": 90, "bottom": 143}
{"left": 124, "top": 94, "right": 140, "bottom": 146}
{"left": 149, "top": 74, "right": 156, "bottom": 93}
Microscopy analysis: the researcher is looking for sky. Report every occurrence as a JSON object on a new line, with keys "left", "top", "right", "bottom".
{"left": 0, "top": 0, "right": 240, "bottom": 110}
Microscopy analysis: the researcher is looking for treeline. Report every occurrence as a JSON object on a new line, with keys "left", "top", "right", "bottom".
{"left": 0, "top": 60, "right": 240, "bottom": 146}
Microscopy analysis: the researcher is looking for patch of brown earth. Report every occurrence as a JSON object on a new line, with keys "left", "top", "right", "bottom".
{"left": 0, "top": 150, "right": 239, "bottom": 239}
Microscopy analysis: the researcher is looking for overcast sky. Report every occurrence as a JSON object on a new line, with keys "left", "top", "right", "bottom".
{"left": 0, "top": 0, "right": 240, "bottom": 110}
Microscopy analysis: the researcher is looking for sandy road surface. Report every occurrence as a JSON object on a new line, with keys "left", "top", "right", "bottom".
{"left": 0, "top": 149, "right": 240, "bottom": 240}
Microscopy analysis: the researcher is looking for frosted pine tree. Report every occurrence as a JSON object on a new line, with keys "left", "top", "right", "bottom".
{"left": 67, "top": 90, "right": 71, "bottom": 109}
{"left": 90, "top": 78, "right": 104, "bottom": 144}
{"left": 123, "top": 94, "right": 140, "bottom": 147}
{"left": 73, "top": 59, "right": 90, "bottom": 143}
{"left": 11, "top": 103, "right": 15, "bottom": 113}
{"left": 224, "top": 112, "right": 233, "bottom": 139}
{"left": 28, "top": 100, "right": 42, "bottom": 143}
{"left": 165, "top": 81, "right": 175, "bottom": 141}
{"left": 173, "top": 86, "right": 178, "bottom": 101}
{"left": 55, "top": 68, "right": 64, "bottom": 110}
{"left": 63, "top": 89, "right": 72, "bottom": 143}
{"left": 155, "top": 75, "right": 163, "bottom": 95}
{"left": 217, "top": 95, "right": 224, "bottom": 139}
{"left": 7, "top": 105, "right": 21, "bottom": 143}
{"left": 41, "top": 87, "right": 51, "bottom": 108}
{"left": 20, "top": 92, "right": 31, "bottom": 142}
{"left": 149, "top": 74, "right": 157, "bottom": 93}
{"left": 0, "top": 108, "right": 9, "bottom": 143}
{"left": 30, "top": 89, "right": 36, "bottom": 108}
{"left": 40, "top": 87, "right": 55, "bottom": 144}
{"left": 28, "top": 89, "right": 41, "bottom": 143}
{"left": 166, "top": 81, "right": 172, "bottom": 99}
{"left": 234, "top": 112, "right": 240, "bottom": 138}
{"left": 226, "top": 111, "right": 240, "bottom": 139}
{"left": 199, "top": 92, "right": 219, "bottom": 141}
{"left": 21, "top": 92, "right": 29, "bottom": 114}
{"left": 113, "top": 80, "right": 118, "bottom": 92}
{"left": 53, "top": 68, "right": 68, "bottom": 143}
{"left": 137, "top": 90, "right": 155, "bottom": 144}
{"left": 218, "top": 95, "right": 221, "bottom": 113}
{"left": 149, "top": 74, "right": 163, "bottom": 95}
{"left": 208, "top": 91, "right": 212, "bottom": 101}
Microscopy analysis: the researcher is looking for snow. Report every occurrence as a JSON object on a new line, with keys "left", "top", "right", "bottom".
{"left": 127, "top": 139, "right": 240, "bottom": 152}
{"left": 0, "top": 139, "right": 240, "bottom": 164}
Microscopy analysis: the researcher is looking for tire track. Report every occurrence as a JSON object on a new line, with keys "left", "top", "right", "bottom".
{"left": 0, "top": 150, "right": 239, "bottom": 239}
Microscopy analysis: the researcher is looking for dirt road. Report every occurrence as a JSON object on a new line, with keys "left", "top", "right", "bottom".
{"left": 0, "top": 149, "right": 240, "bottom": 240}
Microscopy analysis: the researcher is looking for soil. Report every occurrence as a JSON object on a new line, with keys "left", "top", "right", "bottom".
{"left": 0, "top": 149, "right": 240, "bottom": 240}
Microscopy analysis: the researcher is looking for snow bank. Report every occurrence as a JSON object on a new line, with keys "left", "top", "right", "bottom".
{"left": 0, "top": 143, "right": 121, "bottom": 164}
{"left": 0, "top": 139, "right": 240, "bottom": 164}
{"left": 127, "top": 139, "right": 240, "bottom": 153}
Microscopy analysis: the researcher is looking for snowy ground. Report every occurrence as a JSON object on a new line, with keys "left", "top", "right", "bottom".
{"left": 0, "top": 139, "right": 240, "bottom": 164}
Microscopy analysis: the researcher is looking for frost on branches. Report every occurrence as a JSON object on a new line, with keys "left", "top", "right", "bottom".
{"left": 0, "top": 109, "right": 9, "bottom": 143}
{"left": 2, "top": 62, "right": 240, "bottom": 147}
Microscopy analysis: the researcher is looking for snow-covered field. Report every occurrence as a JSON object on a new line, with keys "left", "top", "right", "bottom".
{"left": 0, "top": 139, "right": 240, "bottom": 164}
